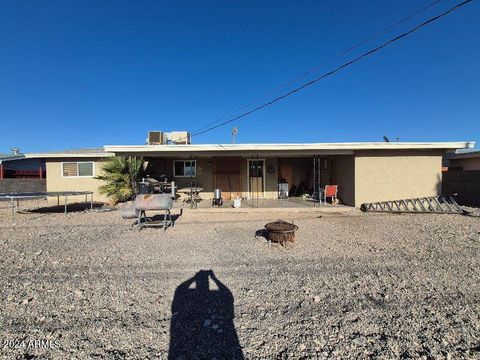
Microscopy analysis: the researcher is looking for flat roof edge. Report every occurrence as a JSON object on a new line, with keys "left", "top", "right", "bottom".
{"left": 24, "top": 152, "right": 114, "bottom": 159}
{"left": 104, "top": 141, "right": 474, "bottom": 153}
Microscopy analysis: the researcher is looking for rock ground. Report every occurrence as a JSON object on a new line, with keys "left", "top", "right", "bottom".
{"left": 0, "top": 200, "right": 479, "bottom": 359}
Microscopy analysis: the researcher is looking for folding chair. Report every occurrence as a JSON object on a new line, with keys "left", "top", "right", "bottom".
{"left": 323, "top": 185, "right": 338, "bottom": 204}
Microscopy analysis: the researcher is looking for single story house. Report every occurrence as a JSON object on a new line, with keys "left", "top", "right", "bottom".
{"left": 20, "top": 138, "right": 474, "bottom": 207}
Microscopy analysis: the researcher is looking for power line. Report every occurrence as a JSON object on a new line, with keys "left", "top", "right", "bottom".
{"left": 190, "top": 0, "right": 473, "bottom": 138}
{"left": 190, "top": 0, "right": 445, "bottom": 135}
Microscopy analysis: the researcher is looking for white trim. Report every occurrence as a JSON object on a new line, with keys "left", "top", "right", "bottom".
{"left": 61, "top": 161, "right": 95, "bottom": 178}
{"left": 25, "top": 152, "right": 112, "bottom": 159}
{"left": 105, "top": 141, "right": 474, "bottom": 154}
{"left": 247, "top": 159, "right": 266, "bottom": 199}
{"left": 448, "top": 150, "right": 480, "bottom": 159}
{"left": 173, "top": 160, "right": 196, "bottom": 178}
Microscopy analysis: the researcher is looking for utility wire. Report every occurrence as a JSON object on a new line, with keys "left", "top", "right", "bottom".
{"left": 190, "top": 0, "right": 473, "bottom": 138}
{"left": 190, "top": 0, "right": 445, "bottom": 135}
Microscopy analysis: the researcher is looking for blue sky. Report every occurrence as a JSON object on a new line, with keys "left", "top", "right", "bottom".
{"left": 0, "top": 0, "right": 478, "bottom": 153}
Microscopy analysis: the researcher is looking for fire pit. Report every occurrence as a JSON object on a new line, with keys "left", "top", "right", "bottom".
{"left": 264, "top": 220, "right": 298, "bottom": 244}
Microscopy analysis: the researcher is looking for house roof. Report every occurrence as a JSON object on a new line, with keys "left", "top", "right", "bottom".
{"left": 104, "top": 141, "right": 474, "bottom": 156}
{"left": 4, "top": 142, "right": 474, "bottom": 161}
{"left": 0, "top": 154, "right": 26, "bottom": 164}
{"left": 23, "top": 147, "right": 113, "bottom": 159}
{"left": 446, "top": 149, "right": 480, "bottom": 160}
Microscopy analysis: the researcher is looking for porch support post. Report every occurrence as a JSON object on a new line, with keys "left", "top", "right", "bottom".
{"left": 0, "top": 163, "right": 4, "bottom": 179}
{"left": 312, "top": 155, "right": 322, "bottom": 206}
{"left": 194, "top": 156, "right": 197, "bottom": 209}
{"left": 256, "top": 155, "right": 259, "bottom": 204}
{"left": 190, "top": 156, "right": 193, "bottom": 209}
{"left": 317, "top": 156, "right": 322, "bottom": 205}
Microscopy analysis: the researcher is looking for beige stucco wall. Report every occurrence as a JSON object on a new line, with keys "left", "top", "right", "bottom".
{"left": 331, "top": 156, "right": 355, "bottom": 206}
{"left": 46, "top": 158, "right": 109, "bottom": 203}
{"left": 354, "top": 151, "right": 442, "bottom": 206}
{"left": 264, "top": 158, "right": 278, "bottom": 199}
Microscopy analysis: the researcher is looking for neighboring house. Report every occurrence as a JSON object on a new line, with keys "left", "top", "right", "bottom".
{"left": 16, "top": 137, "right": 475, "bottom": 207}
{"left": 443, "top": 150, "right": 480, "bottom": 207}
{"left": 0, "top": 151, "right": 46, "bottom": 193}
{"left": 0, "top": 154, "right": 45, "bottom": 179}
{"left": 444, "top": 150, "right": 480, "bottom": 170}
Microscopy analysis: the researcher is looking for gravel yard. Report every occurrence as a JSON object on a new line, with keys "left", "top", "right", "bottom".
{"left": 0, "top": 200, "right": 479, "bottom": 359}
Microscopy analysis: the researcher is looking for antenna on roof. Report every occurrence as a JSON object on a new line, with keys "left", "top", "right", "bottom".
{"left": 383, "top": 136, "right": 390, "bottom": 143}
{"left": 232, "top": 127, "right": 238, "bottom": 144}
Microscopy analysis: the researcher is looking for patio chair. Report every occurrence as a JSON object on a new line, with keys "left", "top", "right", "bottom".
{"left": 322, "top": 185, "right": 338, "bottom": 204}
{"left": 134, "top": 194, "right": 174, "bottom": 231}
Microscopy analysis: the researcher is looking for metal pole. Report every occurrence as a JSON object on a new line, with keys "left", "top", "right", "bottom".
{"left": 11, "top": 198, "right": 15, "bottom": 224}
{"left": 64, "top": 195, "right": 67, "bottom": 215}
{"left": 256, "top": 155, "right": 259, "bottom": 205}
{"left": 190, "top": 157, "right": 193, "bottom": 209}
{"left": 194, "top": 158, "right": 198, "bottom": 209}
{"left": 318, "top": 157, "right": 322, "bottom": 206}
{"left": 312, "top": 156, "right": 316, "bottom": 208}
{"left": 85, "top": 193, "right": 88, "bottom": 211}
{"left": 90, "top": 193, "right": 93, "bottom": 210}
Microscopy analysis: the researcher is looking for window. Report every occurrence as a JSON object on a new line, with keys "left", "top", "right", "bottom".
{"left": 62, "top": 162, "right": 94, "bottom": 177}
{"left": 248, "top": 160, "right": 264, "bottom": 178}
{"left": 173, "top": 160, "right": 196, "bottom": 177}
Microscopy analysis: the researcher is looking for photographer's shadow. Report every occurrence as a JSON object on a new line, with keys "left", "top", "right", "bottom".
{"left": 168, "top": 270, "right": 244, "bottom": 359}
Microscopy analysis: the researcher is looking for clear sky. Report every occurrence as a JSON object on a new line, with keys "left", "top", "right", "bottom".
{"left": 0, "top": 0, "right": 478, "bottom": 153}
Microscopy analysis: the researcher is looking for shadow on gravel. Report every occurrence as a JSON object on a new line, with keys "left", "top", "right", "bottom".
{"left": 149, "top": 211, "right": 182, "bottom": 224}
{"left": 168, "top": 270, "right": 244, "bottom": 360}
{"left": 254, "top": 228, "right": 269, "bottom": 241}
{"left": 27, "top": 202, "right": 105, "bottom": 213}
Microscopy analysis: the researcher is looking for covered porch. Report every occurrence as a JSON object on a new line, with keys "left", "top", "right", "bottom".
{"left": 142, "top": 152, "right": 355, "bottom": 207}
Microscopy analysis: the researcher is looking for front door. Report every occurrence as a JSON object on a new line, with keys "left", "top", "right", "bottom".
{"left": 248, "top": 159, "right": 264, "bottom": 198}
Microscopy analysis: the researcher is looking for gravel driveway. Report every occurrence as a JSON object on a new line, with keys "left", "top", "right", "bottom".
{"left": 0, "top": 200, "right": 479, "bottom": 359}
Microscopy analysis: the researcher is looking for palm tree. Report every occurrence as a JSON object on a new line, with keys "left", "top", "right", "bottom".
{"left": 95, "top": 156, "right": 145, "bottom": 204}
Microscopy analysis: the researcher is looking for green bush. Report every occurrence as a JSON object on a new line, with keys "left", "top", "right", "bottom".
{"left": 95, "top": 156, "right": 145, "bottom": 204}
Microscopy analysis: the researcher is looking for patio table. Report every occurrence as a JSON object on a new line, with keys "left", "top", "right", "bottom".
{"left": 176, "top": 187, "right": 204, "bottom": 207}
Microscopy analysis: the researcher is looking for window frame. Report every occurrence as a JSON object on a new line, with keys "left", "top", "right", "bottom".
{"left": 173, "top": 160, "right": 196, "bottom": 177}
{"left": 61, "top": 161, "right": 95, "bottom": 178}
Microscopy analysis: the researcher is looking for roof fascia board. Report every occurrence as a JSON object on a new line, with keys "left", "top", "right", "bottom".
{"left": 23, "top": 153, "right": 113, "bottom": 159}
{"left": 105, "top": 141, "right": 474, "bottom": 154}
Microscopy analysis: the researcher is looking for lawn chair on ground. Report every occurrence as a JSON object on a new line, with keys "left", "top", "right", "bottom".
{"left": 322, "top": 185, "right": 338, "bottom": 204}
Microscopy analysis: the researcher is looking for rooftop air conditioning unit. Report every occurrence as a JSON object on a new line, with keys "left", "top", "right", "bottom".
{"left": 148, "top": 131, "right": 164, "bottom": 145}
{"left": 170, "top": 131, "right": 191, "bottom": 145}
